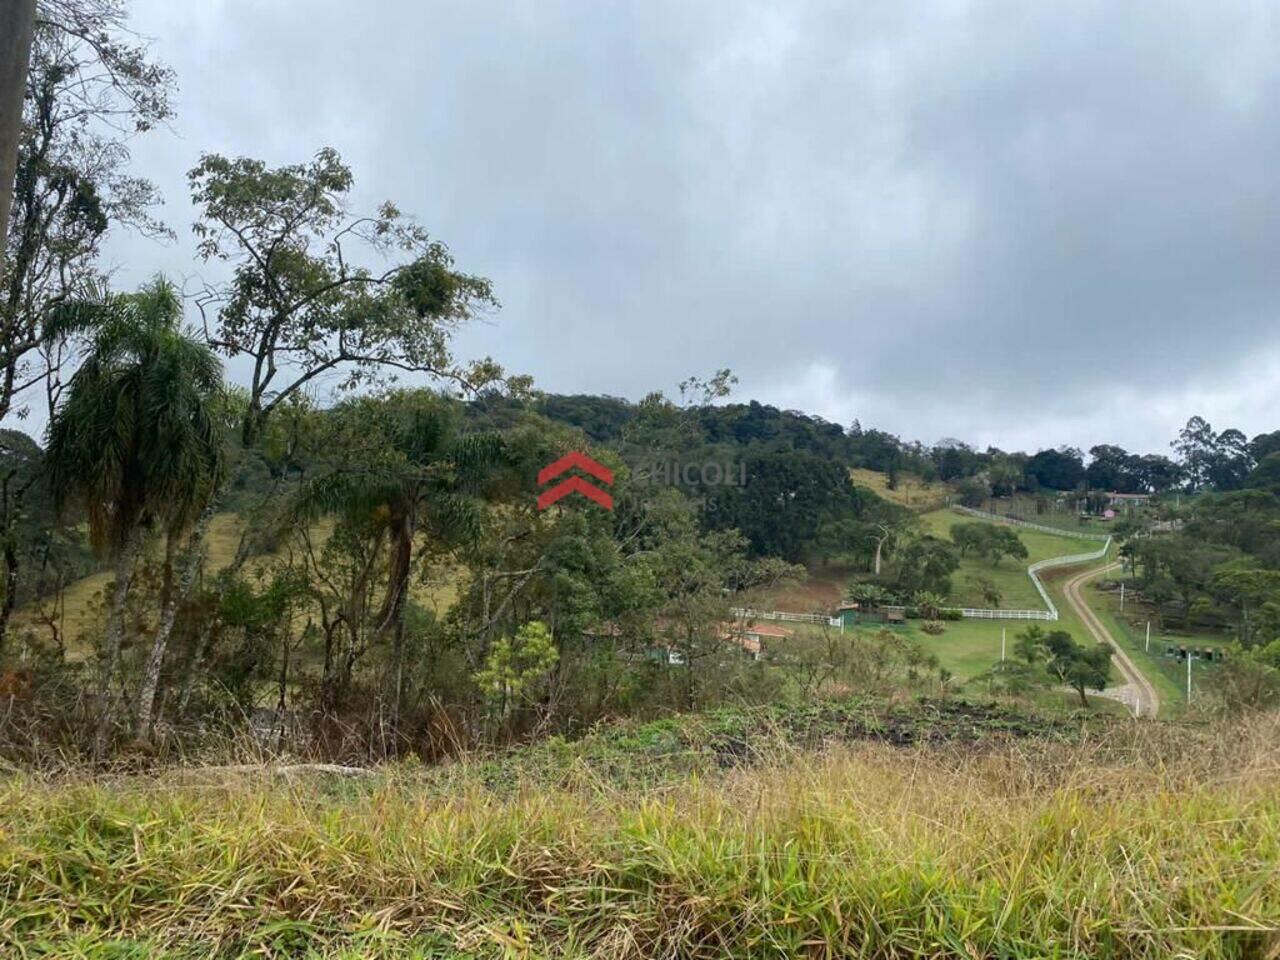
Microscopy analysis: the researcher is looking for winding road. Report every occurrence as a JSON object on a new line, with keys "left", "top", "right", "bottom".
{"left": 1061, "top": 561, "right": 1160, "bottom": 718}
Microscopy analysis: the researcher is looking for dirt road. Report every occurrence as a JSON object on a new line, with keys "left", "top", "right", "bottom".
{"left": 1061, "top": 561, "right": 1160, "bottom": 718}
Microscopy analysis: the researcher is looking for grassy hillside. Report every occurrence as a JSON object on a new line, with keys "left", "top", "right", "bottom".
{"left": 2, "top": 700, "right": 1275, "bottom": 958}
{"left": 850, "top": 468, "right": 950, "bottom": 511}
{"left": 11, "top": 512, "right": 253, "bottom": 654}
{"left": 967, "top": 493, "right": 1111, "bottom": 533}
{"left": 919, "top": 508, "right": 1092, "bottom": 609}
{"left": 13, "top": 515, "right": 463, "bottom": 656}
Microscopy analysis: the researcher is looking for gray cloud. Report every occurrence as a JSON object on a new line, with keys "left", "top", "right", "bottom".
{"left": 99, "top": 0, "right": 1280, "bottom": 454}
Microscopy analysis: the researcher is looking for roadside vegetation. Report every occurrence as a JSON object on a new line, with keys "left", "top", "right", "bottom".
{"left": 2, "top": 701, "right": 1277, "bottom": 958}
{"left": 2, "top": 3, "right": 1280, "bottom": 955}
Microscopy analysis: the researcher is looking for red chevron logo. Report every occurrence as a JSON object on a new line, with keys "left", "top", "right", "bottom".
{"left": 537, "top": 450, "right": 614, "bottom": 510}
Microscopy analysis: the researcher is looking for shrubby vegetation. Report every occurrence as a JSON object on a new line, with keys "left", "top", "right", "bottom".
{"left": 0, "top": 0, "right": 1277, "bottom": 771}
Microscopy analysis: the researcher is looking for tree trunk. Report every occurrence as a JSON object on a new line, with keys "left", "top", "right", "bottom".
{"left": 136, "top": 528, "right": 200, "bottom": 738}
{"left": 176, "top": 620, "right": 213, "bottom": 717}
{"left": 390, "top": 617, "right": 405, "bottom": 739}
{"left": 93, "top": 527, "right": 144, "bottom": 757}
{"left": 0, "top": 0, "right": 36, "bottom": 254}
{"left": 0, "top": 535, "right": 18, "bottom": 659}
{"left": 874, "top": 537, "right": 885, "bottom": 576}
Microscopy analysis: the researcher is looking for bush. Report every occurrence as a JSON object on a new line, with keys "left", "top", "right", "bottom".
{"left": 921, "top": 620, "right": 947, "bottom": 635}
{"left": 940, "top": 608, "right": 964, "bottom": 621}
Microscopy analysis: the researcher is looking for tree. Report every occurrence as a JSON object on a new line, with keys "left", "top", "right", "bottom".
{"left": 846, "top": 581, "right": 887, "bottom": 610}
{"left": 955, "top": 477, "right": 987, "bottom": 507}
{"left": 1014, "top": 625, "right": 1111, "bottom": 707}
{"left": 2, "top": 0, "right": 173, "bottom": 424}
{"left": 1025, "top": 448, "right": 1085, "bottom": 491}
{"left": 1250, "top": 430, "right": 1280, "bottom": 465}
{"left": 1042, "top": 630, "right": 1113, "bottom": 708}
{"left": 988, "top": 456, "right": 1024, "bottom": 497}
{"left": 950, "top": 522, "right": 989, "bottom": 557}
{"left": 1208, "top": 562, "right": 1280, "bottom": 648}
{"left": 705, "top": 450, "right": 868, "bottom": 562}
{"left": 1132, "top": 454, "right": 1182, "bottom": 494}
{"left": 1210, "top": 428, "right": 1253, "bottom": 492}
{"left": 893, "top": 535, "right": 959, "bottom": 597}
{"left": 0, "top": 0, "right": 36, "bottom": 247}
{"left": 473, "top": 619, "right": 559, "bottom": 732}
{"left": 1085, "top": 444, "right": 1139, "bottom": 492}
{"left": 1130, "top": 534, "right": 1235, "bottom": 628}
{"left": 45, "top": 278, "right": 225, "bottom": 751}
{"left": 984, "top": 526, "right": 1028, "bottom": 567}
{"left": 966, "top": 574, "right": 1002, "bottom": 608}
{"left": 1173, "top": 416, "right": 1217, "bottom": 490}
{"left": 189, "top": 148, "right": 505, "bottom": 443}
{"left": 294, "top": 390, "right": 503, "bottom": 723}
{"left": 912, "top": 590, "right": 945, "bottom": 620}
{"left": 1246, "top": 452, "right": 1280, "bottom": 493}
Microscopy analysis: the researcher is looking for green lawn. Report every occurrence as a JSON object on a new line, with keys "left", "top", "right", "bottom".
{"left": 918, "top": 508, "right": 1095, "bottom": 609}
{"left": 782, "top": 618, "right": 1132, "bottom": 715}
{"left": 968, "top": 493, "right": 1116, "bottom": 534}
{"left": 1085, "top": 577, "right": 1231, "bottom": 715}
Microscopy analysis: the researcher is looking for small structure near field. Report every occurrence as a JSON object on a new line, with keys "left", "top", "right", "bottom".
{"left": 722, "top": 621, "right": 793, "bottom": 660}
{"left": 836, "top": 602, "right": 905, "bottom": 626}
{"left": 837, "top": 602, "right": 883, "bottom": 626}
{"left": 1107, "top": 492, "right": 1152, "bottom": 510}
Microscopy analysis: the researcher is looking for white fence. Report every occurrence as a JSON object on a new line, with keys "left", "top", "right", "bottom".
{"left": 732, "top": 516, "right": 1113, "bottom": 627}
{"left": 951, "top": 505, "right": 1111, "bottom": 541}
{"left": 954, "top": 607, "right": 1053, "bottom": 621}
{"left": 731, "top": 604, "right": 1053, "bottom": 624}
{"left": 730, "top": 607, "right": 840, "bottom": 626}
{"left": 1025, "top": 538, "right": 1113, "bottom": 620}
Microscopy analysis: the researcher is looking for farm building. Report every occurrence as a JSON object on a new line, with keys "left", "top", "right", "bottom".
{"left": 836, "top": 602, "right": 904, "bottom": 627}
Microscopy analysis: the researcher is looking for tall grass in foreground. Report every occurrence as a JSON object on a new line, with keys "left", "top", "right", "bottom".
{"left": 0, "top": 715, "right": 1278, "bottom": 958}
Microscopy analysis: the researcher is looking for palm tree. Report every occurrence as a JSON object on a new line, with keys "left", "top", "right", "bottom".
{"left": 846, "top": 581, "right": 886, "bottom": 611}
{"left": 45, "top": 278, "right": 225, "bottom": 752}
{"left": 912, "top": 590, "right": 947, "bottom": 620}
{"left": 295, "top": 391, "right": 501, "bottom": 724}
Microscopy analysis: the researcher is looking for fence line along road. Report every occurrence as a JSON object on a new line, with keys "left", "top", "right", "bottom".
{"left": 951, "top": 505, "right": 1112, "bottom": 541}
{"left": 732, "top": 514, "right": 1114, "bottom": 627}
{"left": 730, "top": 608, "right": 839, "bottom": 626}
{"left": 1025, "top": 538, "right": 1113, "bottom": 620}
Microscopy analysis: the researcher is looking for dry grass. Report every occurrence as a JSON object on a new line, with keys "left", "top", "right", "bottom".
{"left": 12, "top": 514, "right": 464, "bottom": 658}
{"left": 851, "top": 469, "right": 951, "bottom": 512}
{"left": 1, "top": 709, "right": 1278, "bottom": 958}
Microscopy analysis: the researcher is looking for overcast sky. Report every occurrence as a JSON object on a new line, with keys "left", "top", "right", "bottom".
{"left": 90, "top": 0, "right": 1280, "bottom": 455}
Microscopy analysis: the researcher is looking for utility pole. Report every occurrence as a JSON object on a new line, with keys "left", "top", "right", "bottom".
{"left": 0, "top": 0, "right": 38, "bottom": 252}
{"left": 1001, "top": 626, "right": 1006, "bottom": 662}
{"left": 1145, "top": 620, "right": 1150, "bottom": 654}
{"left": 1186, "top": 651, "right": 1192, "bottom": 702}
{"left": 1120, "top": 582, "right": 1125, "bottom": 610}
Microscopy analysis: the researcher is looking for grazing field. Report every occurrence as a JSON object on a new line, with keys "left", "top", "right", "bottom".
{"left": 775, "top": 620, "right": 1127, "bottom": 715}
{"left": 1086, "top": 578, "right": 1231, "bottom": 714}
{"left": 969, "top": 493, "right": 1112, "bottom": 534}
{"left": 3, "top": 700, "right": 1276, "bottom": 958}
{"left": 918, "top": 508, "right": 1091, "bottom": 609}
{"left": 850, "top": 468, "right": 950, "bottom": 511}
